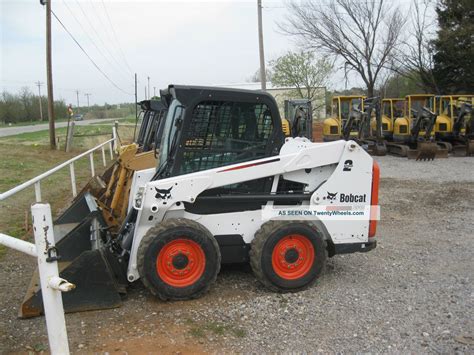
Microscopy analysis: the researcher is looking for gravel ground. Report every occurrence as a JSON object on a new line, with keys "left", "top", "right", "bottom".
{"left": 1, "top": 156, "right": 473, "bottom": 353}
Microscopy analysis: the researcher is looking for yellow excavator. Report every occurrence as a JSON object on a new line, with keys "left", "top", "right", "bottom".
{"left": 378, "top": 98, "right": 404, "bottom": 141}
{"left": 387, "top": 94, "right": 448, "bottom": 159}
{"left": 323, "top": 95, "right": 366, "bottom": 141}
{"left": 281, "top": 99, "right": 313, "bottom": 138}
{"left": 435, "top": 95, "right": 474, "bottom": 156}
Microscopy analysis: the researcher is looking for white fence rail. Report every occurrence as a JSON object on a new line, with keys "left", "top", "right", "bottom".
{"left": 0, "top": 125, "right": 118, "bottom": 202}
{"left": 0, "top": 126, "right": 119, "bottom": 354}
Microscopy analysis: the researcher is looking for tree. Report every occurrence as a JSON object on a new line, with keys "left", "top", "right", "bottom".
{"left": 433, "top": 0, "right": 474, "bottom": 93}
{"left": 248, "top": 68, "right": 273, "bottom": 83}
{"left": 390, "top": 0, "right": 439, "bottom": 93}
{"left": 282, "top": 0, "right": 405, "bottom": 97}
{"left": 271, "top": 50, "right": 332, "bottom": 104}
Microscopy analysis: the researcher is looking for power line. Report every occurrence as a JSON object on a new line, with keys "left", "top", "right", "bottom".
{"left": 51, "top": 9, "right": 133, "bottom": 96}
{"left": 100, "top": 0, "right": 134, "bottom": 76}
{"left": 62, "top": 0, "right": 131, "bottom": 84}
{"left": 73, "top": 0, "right": 132, "bottom": 81}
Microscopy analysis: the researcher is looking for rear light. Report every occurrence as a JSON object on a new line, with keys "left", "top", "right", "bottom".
{"left": 369, "top": 161, "right": 380, "bottom": 238}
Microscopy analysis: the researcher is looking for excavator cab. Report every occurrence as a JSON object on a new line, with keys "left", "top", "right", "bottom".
{"left": 379, "top": 98, "right": 404, "bottom": 140}
{"left": 323, "top": 96, "right": 365, "bottom": 141}
{"left": 435, "top": 95, "right": 474, "bottom": 156}
{"left": 282, "top": 99, "right": 313, "bottom": 139}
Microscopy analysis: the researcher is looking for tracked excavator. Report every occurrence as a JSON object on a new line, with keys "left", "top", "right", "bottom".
{"left": 435, "top": 95, "right": 474, "bottom": 156}
{"left": 323, "top": 96, "right": 366, "bottom": 141}
{"left": 20, "top": 85, "right": 379, "bottom": 318}
{"left": 281, "top": 99, "right": 313, "bottom": 138}
{"left": 386, "top": 95, "right": 448, "bottom": 159}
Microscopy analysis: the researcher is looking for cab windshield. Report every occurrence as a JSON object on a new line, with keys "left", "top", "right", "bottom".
{"left": 158, "top": 99, "right": 184, "bottom": 166}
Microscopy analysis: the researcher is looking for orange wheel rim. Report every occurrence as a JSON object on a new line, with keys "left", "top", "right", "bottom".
{"left": 156, "top": 239, "right": 205, "bottom": 287}
{"left": 271, "top": 234, "right": 315, "bottom": 280}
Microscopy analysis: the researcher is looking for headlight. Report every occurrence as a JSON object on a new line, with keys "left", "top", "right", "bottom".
{"left": 134, "top": 186, "right": 145, "bottom": 209}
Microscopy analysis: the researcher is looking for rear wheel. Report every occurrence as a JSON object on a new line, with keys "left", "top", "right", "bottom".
{"left": 137, "top": 218, "right": 220, "bottom": 300}
{"left": 250, "top": 221, "right": 327, "bottom": 292}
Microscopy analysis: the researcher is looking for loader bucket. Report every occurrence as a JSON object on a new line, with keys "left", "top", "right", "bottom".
{"left": 20, "top": 193, "right": 126, "bottom": 318}
{"left": 467, "top": 139, "right": 474, "bottom": 156}
{"left": 370, "top": 141, "right": 387, "bottom": 156}
{"left": 407, "top": 142, "right": 437, "bottom": 161}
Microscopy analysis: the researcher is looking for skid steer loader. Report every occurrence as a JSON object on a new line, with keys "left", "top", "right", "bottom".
{"left": 435, "top": 95, "right": 474, "bottom": 156}
{"left": 20, "top": 85, "right": 379, "bottom": 317}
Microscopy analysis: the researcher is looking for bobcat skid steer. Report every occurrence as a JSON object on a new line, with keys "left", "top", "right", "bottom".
{"left": 20, "top": 85, "right": 379, "bottom": 317}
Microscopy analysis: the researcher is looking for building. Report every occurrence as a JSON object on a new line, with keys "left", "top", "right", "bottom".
{"left": 212, "top": 82, "right": 326, "bottom": 121}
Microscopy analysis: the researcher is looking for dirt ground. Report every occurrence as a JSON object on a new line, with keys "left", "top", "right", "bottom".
{"left": 0, "top": 156, "right": 473, "bottom": 353}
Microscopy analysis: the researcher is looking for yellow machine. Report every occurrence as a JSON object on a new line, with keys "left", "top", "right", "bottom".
{"left": 386, "top": 94, "right": 447, "bottom": 160}
{"left": 377, "top": 98, "right": 404, "bottom": 140}
{"left": 435, "top": 95, "right": 474, "bottom": 156}
{"left": 392, "top": 94, "right": 436, "bottom": 142}
{"left": 281, "top": 99, "right": 313, "bottom": 139}
{"left": 323, "top": 95, "right": 365, "bottom": 141}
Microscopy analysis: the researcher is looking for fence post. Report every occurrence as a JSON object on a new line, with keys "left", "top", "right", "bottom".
{"left": 34, "top": 182, "right": 42, "bottom": 202}
{"left": 69, "top": 163, "right": 77, "bottom": 197}
{"left": 112, "top": 122, "right": 118, "bottom": 152}
{"left": 31, "top": 203, "right": 72, "bottom": 355}
{"left": 101, "top": 146, "right": 107, "bottom": 167}
{"left": 89, "top": 153, "right": 95, "bottom": 177}
{"left": 65, "top": 122, "right": 75, "bottom": 153}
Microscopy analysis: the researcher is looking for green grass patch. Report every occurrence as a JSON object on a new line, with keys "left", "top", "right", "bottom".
{"left": 186, "top": 319, "right": 246, "bottom": 339}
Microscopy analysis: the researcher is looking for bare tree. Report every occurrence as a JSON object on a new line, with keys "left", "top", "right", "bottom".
{"left": 390, "top": 0, "right": 439, "bottom": 93}
{"left": 282, "top": 0, "right": 405, "bottom": 97}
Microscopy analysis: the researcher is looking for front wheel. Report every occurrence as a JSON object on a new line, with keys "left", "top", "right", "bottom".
{"left": 137, "top": 218, "right": 221, "bottom": 300}
{"left": 250, "top": 221, "right": 327, "bottom": 292}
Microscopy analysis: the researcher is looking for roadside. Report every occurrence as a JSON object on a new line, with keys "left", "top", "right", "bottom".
{"left": 0, "top": 117, "right": 131, "bottom": 138}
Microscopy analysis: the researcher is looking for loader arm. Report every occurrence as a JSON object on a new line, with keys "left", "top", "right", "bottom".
{"left": 453, "top": 103, "right": 472, "bottom": 136}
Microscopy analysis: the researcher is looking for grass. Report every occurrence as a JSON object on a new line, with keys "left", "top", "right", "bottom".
{"left": 0, "top": 125, "right": 135, "bottom": 259}
{"left": 186, "top": 319, "right": 246, "bottom": 339}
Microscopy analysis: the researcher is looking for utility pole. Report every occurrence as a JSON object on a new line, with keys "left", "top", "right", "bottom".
{"left": 134, "top": 73, "right": 138, "bottom": 139}
{"left": 75, "top": 90, "right": 80, "bottom": 113}
{"left": 257, "top": 0, "right": 267, "bottom": 90}
{"left": 43, "top": 0, "right": 56, "bottom": 149}
{"left": 35, "top": 81, "right": 44, "bottom": 121}
{"left": 147, "top": 76, "right": 150, "bottom": 100}
{"left": 145, "top": 86, "right": 147, "bottom": 100}
{"left": 153, "top": 86, "right": 156, "bottom": 97}
{"left": 84, "top": 93, "right": 91, "bottom": 108}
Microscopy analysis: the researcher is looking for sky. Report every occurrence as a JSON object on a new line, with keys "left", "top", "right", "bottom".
{"left": 0, "top": 0, "right": 409, "bottom": 106}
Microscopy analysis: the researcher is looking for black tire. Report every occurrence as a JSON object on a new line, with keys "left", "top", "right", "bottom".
{"left": 137, "top": 218, "right": 221, "bottom": 300}
{"left": 250, "top": 220, "right": 327, "bottom": 292}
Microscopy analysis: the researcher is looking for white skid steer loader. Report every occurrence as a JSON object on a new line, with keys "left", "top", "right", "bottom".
{"left": 20, "top": 85, "right": 379, "bottom": 316}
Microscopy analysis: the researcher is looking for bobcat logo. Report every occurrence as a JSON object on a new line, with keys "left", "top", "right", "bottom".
{"left": 155, "top": 186, "right": 173, "bottom": 200}
{"left": 326, "top": 192, "right": 338, "bottom": 203}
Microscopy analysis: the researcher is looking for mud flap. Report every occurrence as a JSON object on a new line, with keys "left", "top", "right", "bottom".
{"left": 20, "top": 192, "right": 127, "bottom": 318}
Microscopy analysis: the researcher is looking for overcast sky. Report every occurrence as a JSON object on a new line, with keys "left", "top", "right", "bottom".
{"left": 1, "top": 0, "right": 386, "bottom": 105}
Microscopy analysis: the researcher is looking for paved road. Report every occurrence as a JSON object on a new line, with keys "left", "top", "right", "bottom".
{"left": 0, "top": 118, "right": 121, "bottom": 138}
